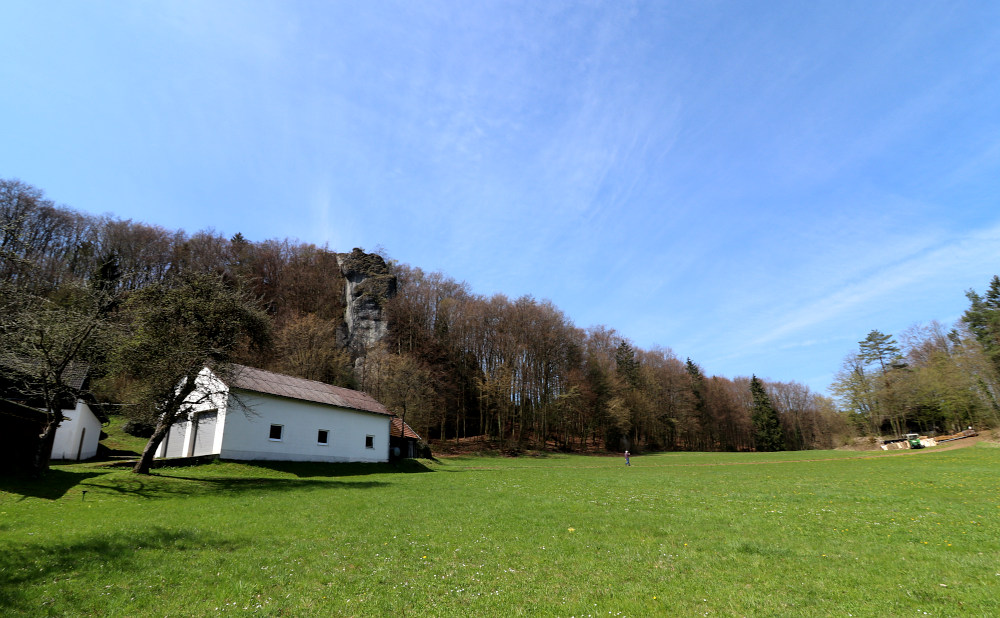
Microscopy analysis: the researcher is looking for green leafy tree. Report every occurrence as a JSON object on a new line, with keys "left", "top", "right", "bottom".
{"left": 830, "top": 352, "right": 882, "bottom": 434}
{"left": 0, "top": 283, "right": 114, "bottom": 475}
{"left": 112, "top": 273, "right": 271, "bottom": 474}
{"left": 750, "top": 375, "right": 784, "bottom": 451}
{"left": 857, "top": 329, "right": 906, "bottom": 435}
{"left": 897, "top": 321, "right": 999, "bottom": 432}
{"left": 0, "top": 241, "right": 119, "bottom": 475}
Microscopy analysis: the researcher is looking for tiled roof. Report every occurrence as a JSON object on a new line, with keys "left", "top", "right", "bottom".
{"left": 0, "top": 359, "right": 89, "bottom": 391}
{"left": 227, "top": 365, "right": 392, "bottom": 417}
{"left": 390, "top": 416, "right": 421, "bottom": 440}
{"left": 62, "top": 362, "right": 90, "bottom": 391}
{"left": 0, "top": 398, "right": 48, "bottom": 422}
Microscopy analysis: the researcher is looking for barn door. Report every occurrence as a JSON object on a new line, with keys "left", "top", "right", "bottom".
{"left": 164, "top": 422, "right": 188, "bottom": 458}
{"left": 192, "top": 410, "right": 218, "bottom": 456}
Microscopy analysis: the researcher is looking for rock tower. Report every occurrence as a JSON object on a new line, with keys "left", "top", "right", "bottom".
{"left": 336, "top": 248, "right": 397, "bottom": 354}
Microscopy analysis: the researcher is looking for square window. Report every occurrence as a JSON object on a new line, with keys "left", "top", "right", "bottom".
{"left": 365, "top": 435, "right": 374, "bottom": 449}
{"left": 269, "top": 424, "right": 283, "bottom": 441}
{"left": 317, "top": 429, "right": 329, "bottom": 445}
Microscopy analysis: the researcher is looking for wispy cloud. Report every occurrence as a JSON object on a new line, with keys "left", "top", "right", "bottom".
{"left": 750, "top": 219, "right": 1000, "bottom": 348}
{"left": 4, "top": 0, "right": 999, "bottom": 396}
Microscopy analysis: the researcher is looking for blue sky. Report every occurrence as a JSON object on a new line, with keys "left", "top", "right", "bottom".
{"left": 3, "top": 1, "right": 999, "bottom": 395}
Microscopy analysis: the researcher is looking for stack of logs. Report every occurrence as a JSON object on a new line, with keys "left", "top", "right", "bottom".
{"left": 879, "top": 429, "right": 977, "bottom": 450}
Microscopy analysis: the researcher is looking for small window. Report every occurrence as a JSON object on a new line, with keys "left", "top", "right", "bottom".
{"left": 269, "top": 424, "right": 283, "bottom": 441}
{"left": 365, "top": 435, "right": 374, "bottom": 449}
{"left": 317, "top": 429, "right": 329, "bottom": 445}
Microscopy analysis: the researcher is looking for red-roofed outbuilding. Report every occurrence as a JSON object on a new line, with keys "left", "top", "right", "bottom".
{"left": 390, "top": 416, "right": 422, "bottom": 458}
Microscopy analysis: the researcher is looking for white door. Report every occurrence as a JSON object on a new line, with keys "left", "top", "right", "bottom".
{"left": 164, "top": 422, "right": 188, "bottom": 458}
{"left": 192, "top": 411, "right": 218, "bottom": 456}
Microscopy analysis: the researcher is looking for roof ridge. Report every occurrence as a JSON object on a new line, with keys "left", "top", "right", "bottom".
{"left": 231, "top": 363, "right": 359, "bottom": 393}
{"left": 224, "top": 364, "right": 391, "bottom": 417}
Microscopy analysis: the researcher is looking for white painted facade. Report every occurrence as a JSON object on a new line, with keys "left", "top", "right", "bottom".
{"left": 51, "top": 400, "right": 103, "bottom": 461}
{"left": 155, "top": 367, "right": 391, "bottom": 463}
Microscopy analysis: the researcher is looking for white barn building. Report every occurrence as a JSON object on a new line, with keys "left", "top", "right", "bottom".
{"left": 155, "top": 365, "right": 393, "bottom": 463}
{"left": 51, "top": 399, "right": 104, "bottom": 461}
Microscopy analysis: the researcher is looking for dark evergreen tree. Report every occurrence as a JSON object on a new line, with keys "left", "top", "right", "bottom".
{"left": 963, "top": 275, "right": 1000, "bottom": 375}
{"left": 750, "top": 375, "right": 784, "bottom": 451}
{"left": 615, "top": 340, "right": 639, "bottom": 389}
{"left": 685, "top": 358, "right": 713, "bottom": 450}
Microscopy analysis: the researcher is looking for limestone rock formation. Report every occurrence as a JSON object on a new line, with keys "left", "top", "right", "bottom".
{"left": 336, "top": 248, "right": 397, "bottom": 354}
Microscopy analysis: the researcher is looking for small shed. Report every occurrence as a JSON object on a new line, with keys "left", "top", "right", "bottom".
{"left": 50, "top": 399, "right": 104, "bottom": 461}
{"left": 0, "top": 362, "right": 105, "bottom": 463}
{"left": 390, "top": 416, "right": 422, "bottom": 458}
{"left": 0, "top": 399, "right": 46, "bottom": 473}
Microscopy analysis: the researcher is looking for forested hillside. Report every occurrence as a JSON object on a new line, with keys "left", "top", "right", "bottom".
{"left": 2, "top": 178, "right": 860, "bottom": 454}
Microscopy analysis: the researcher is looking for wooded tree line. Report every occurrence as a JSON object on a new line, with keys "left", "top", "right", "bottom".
{"left": 3, "top": 178, "right": 847, "bottom": 473}
{"left": 831, "top": 279, "right": 1000, "bottom": 437}
{"left": 375, "top": 264, "right": 845, "bottom": 452}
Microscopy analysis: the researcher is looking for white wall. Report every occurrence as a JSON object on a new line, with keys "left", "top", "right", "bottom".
{"left": 51, "top": 401, "right": 102, "bottom": 461}
{"left": 220, "top": 390, "right": 390, "bottom": 463}
{"left": 153, "top": 369, "right": 391, "bottom": 463}
{"left": 154, "top": 368, "right": 230, "bottom": 459}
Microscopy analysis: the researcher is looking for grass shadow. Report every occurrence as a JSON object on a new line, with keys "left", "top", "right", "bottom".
{"left": 94, "top": 446, "right": 143, "bottom": 459}
{"left": 0, "top": 526, "right": 241, "bottom": 615}
{"left": 732, "top": 540, "right": 792, "bottom": 558}
{"left": 0, "top": 469, "right": 105, "bottom": 501}
{"left": 158, "top": 475, "right": 388, "bottom": 496}
{"left": 76, "top": 470, "right": 390, "bottom": 500}
{"left": 242, "top": 458, "right": 436, "bottom": 478}
{"left": 4, "top": 461, "right": 404, "bottom": 502}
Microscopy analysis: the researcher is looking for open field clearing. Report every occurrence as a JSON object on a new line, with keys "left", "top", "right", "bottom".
{"left": 2, "top": 443, "right": 998, "bottom": 617}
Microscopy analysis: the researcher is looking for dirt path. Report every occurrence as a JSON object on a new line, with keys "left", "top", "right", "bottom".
{"left": 918, "top": 435, "right": 985, "bottom": 452}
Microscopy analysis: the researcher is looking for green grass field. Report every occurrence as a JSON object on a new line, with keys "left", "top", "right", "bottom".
{"left": 2, "top": 443, "right": 998, "bottom": 617}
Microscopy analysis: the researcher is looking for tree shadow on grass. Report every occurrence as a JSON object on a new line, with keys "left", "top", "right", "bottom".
{"left": 0, "top": 526, "right": 241, "bottom": 615}
{"left": 1, "top": 460, "right": 426, "bottom": 503}
{"left": 245, "top": 458, "right": 436, "bottom": 478}
{"left": 73, "top": 470, "right": 389, "bottom": 500}
{"left": 154, "top": 475, "right": 388, "bottom": 497}
{"left": 0, "top": 469, "right": 104, "bottom": 501}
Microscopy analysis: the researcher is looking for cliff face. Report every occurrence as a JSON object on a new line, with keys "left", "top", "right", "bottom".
{"left": 336, "top": 248, "right": 397, "bottom": 353}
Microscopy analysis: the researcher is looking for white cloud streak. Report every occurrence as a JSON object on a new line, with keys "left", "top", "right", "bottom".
{"left": 751, "top": 219, "right": 1000, "bottom": 348}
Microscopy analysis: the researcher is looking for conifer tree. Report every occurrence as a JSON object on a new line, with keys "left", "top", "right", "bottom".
{"left": 858, "top": 330, "right": 903, "bottom": 372}
{"left": 750, "top": 375, "right": 784, "bottom": 451}
{"left": 685, "top": 358, "right": 719, "bottom": 449}
{"left": 615, "top": 341, "right": 639, "bottom": 389}
{"left": 963, "top": 275, "right": 1000, "bottom": 375}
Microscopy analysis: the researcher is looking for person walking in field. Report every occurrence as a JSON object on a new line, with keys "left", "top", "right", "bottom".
{"left": 624, "top": 450, "right": 630, "bottom": 466}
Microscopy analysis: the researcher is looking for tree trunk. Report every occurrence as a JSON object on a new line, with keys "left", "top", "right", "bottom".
{"left": 133, "top": 420, "right": 172, "bottom": 474}
{"left": 32, "top": 410, "right": 63, "bottom": 477}
{"left": 133, "top": 373, "right": 199, "bottom": 474}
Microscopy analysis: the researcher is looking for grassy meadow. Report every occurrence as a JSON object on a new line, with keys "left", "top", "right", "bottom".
{"left": 2, "top": 443, "right": 999, "bottom": 617}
